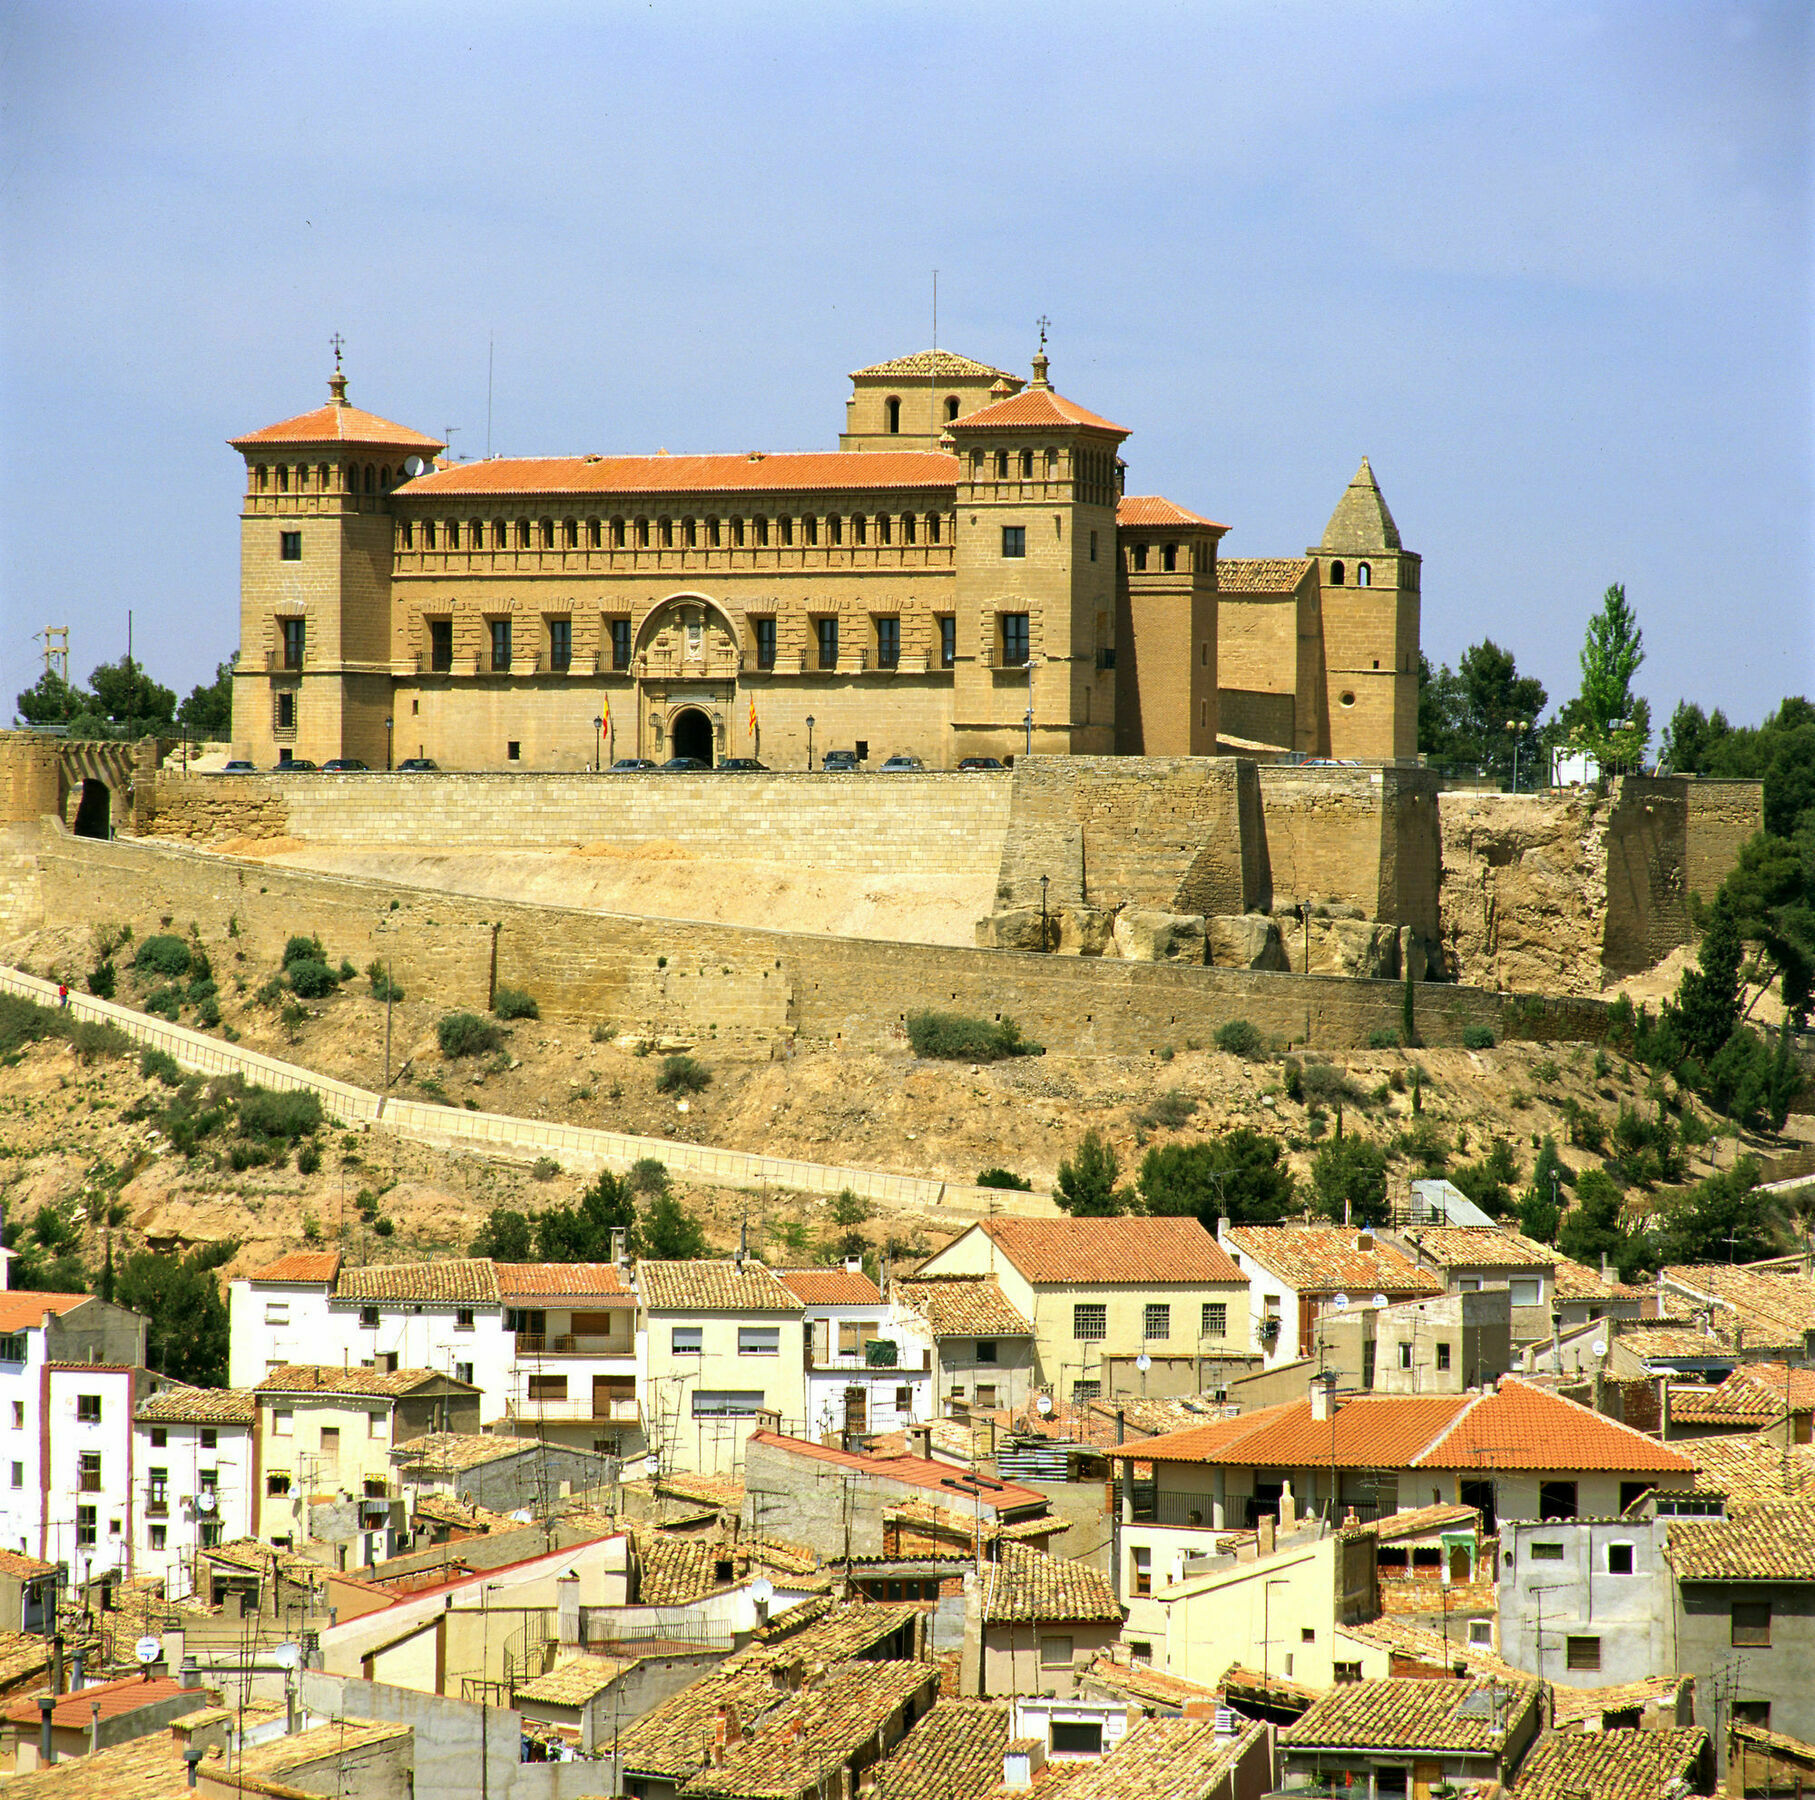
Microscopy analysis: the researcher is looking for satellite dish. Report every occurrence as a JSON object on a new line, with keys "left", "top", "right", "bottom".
{"left": 194, "top": 1491, "right": 215, "bottom": 1514}
{"left": 1136, "top": 1353, "right": 1151, "bottom": 1371}
{"left": 750, "top": 1577, "right": 774, "bottom": 1604}
{"left": 403, "top": 455, "right": 427, "bottom": 478}
{"left": 1035, "top": 1394, "right": 1053, "bottom": 1415}
{"left": 134, "top": 1635, "right": 161, "bottom": 1666}
{"left": 1372, "top": 1294, "right": 1390, "bottom": 1310}
{"left": 511, "top": 1508, "right": 532, "bottom": 1524}
{"left": 1592, "top": 1341, "right": 1608, "bottom": 1359}
{"left": 1332, "top": 1293, "right": 1350, "bottom": 1312}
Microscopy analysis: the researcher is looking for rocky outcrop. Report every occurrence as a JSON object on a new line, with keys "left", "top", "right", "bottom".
{"left": 1112, "top": 909, "right": 1207, "bottom": 963}
{"left": 1208, "top": 914, "right": 1289, "bottom": 971}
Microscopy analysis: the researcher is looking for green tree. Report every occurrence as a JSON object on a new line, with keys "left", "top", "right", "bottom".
{"left": 13, "top": 669, "right": 88, "bottom": 727}
{"left": 178, "top": 659, "right": 235, "bottom": 738}
{"left": 1310, "top": 1137, "right": 1389, "bottom": 1227}
{"left": 1722, "top": 831, "right": 1815, "bottom": 1020}
{"left": 641, "top": 1191, "right": 707, "bottom": 1260}
{"left": 4, "top": 1199, "right": 88, "bottom": 1293}
{"left": 1417, "top": 643, "right": 1546, "bottom": 780}
{"left": 1557, "top": 1168, "right": 1630, "bottom": 1274}
{"left": 1671, "top": 887, "right": 1744, "bottom": 1062}
{"left": 1138, "top": 1131, "right": 1296, "bottom": 1227}
{"left": 114, "top": 1242, "right": 238, "bottom": 1386}
{"left": 1661, "top": 701, "right": 1731, "bottom": 774}
{"left": 1054, "top": 1129, "right": 1132, "bottom": 1217}
{"left": 1682, "top": 697, "right": 1815, "bottom": 840}
{"left": 469, "top": 1206, "right": 534, "bottom": 1261}
{"left": 87, "top": 657, "right": 177, "bottom": 735}
{"left": 1649, "top": 1157, "right": 1779, "bottom": 1268}
{"left": 1562, "top": 583, "right": 1650, "bottom": 768}
{"left": 1516, "top": 1137, "right": 1566, "bottom": 1243}
{"left": 828, "top": 1188, "right": 873, "bottom": 1260}
{"left": 535, "top": 1170, "right": 637, "bottom": 1261}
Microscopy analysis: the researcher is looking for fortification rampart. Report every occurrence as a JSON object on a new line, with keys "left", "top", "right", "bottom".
{"left": 9, "top": 824, "right": 1605, "bottom": 1052}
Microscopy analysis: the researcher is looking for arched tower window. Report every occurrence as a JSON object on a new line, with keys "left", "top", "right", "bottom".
{"left": 1357, "top": 561, "right": 1371, "bottom": 587}
{"left": 318, "top": 463, "right": 330, "bottom": 489}
{"left": 255, "top": 465, "right": 268, "bottom": 492}
{"left": 1161, "top": 543, "right": 1177, "bottom": 573}
{"left": 1044, "top": 448, "right": 1057, "bottom": 478}
{"left": 853, "top": 514, "right": 868, "bottom": 546}
{"left": 277, "top": 465, "right": 289, "bottom": 493}
{"left": 1330, "top": 560, "right": 1345, "bottom": 585}
{"left": 634, "top": 517, "right": 649, "bottom": 547}
{"left": 380, "top": 466, "right": 391, "bottom": 488}
{"left": 995, "top": 451, "right": 1009, "bottom": 480}
{"left": 876, "top": 513, "right": 890, "bottom": 545}
{"left": 901, "top": 513, "right": 915, "bottom": 545}
{"left": 885, "top": 396, "right": 901, "bottom": 434}
{"left": 945, "top": 396, "right": 960, "bottom": 422}
{"left": 1132, "top": 543, "right": 1149, "bottom": 573}
{"left": 423, "top": 521, "right": 436, "bottom": 550}
{"left": 611, "top": 518, "right": 626, "bottom": 548}
{"left": 493, "top": 519, "right": 508, "bottom": 549}
{"left": 926, "top": 511, "right": 940, "bottom": 544}
{"left": 364, "top": 464, "right": 375, "bottom": 493}
{"left": 1019, "top": 449, "right": 1033, "bottom": 479}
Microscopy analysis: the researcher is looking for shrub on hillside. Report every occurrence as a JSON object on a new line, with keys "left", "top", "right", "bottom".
{"left": 366, "top": 961, "right": 404, "bottom": 1003}
{"left": 904, "top": 1010, "right": 1040, "bottom": 1062}
{"left": 144, "top": 986, "right": 183, "bottom": 1020}
{"left": 87, "top": 962, "right": 116, "bottom": 999}
{"left": 1214, "top": 1018, "right": 1263, "bottom": 1059}
{"left": 236, "top": 1085, "right": 323, "bottom": 1143}
{"left": 438, "top": 1011, "right": 502, "bottom": 1058}
{"left": 282, "top": 935, "right": 325, "bottom": 970}
{"left": 286, "top": 959, "right": 338, "bottom": 999}
{"left": 132, "top": 934, "right": 191, "bottom": 980}
{"left": 655, "top": 1054, "right": 711, "bottom": 1095}
{"left": 140, "top": 1048, "right": 183, "bottom": 1087}
{"left": 493, "top": 986, "right": 540, "bottom": 1021}
{"left": 1463, "top": 1025, "right": 1497, "bottom": 1050}
{"left": 977, "top": 1168, "right": 1033, "bottom": 1191}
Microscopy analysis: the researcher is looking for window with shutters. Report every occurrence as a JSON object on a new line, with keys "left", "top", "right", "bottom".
{"left": 1073, "top": 1305, "right": 1106, "bottom": 1341}
{"left": 1566, "top": 1636, "right": 1601, "bottom": 1670}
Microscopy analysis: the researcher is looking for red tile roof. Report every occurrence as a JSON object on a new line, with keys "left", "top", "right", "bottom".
{"left": 401, "top": 449, "right": 959, "bottom": 499}
{"left": 493, "top": 1263, "right": 634, "bottom": 1300}
{"left": 747, "top": 1431, "right": 1046, "bottom": 1512}
{"left": 1419, "top": 1377, "right": 1696, "bottom": 1473}
{"left": 952, "top": 387, "right": 1128, "bottom": 435}
{"left": 1223, "top": 1226, "right": 1442, "bottom": 1297}
{"left": 230, "top": 403, "right": 443, "bottom": 451}
{"left": 775, "top": 1268, "right": 884, "bottom": 1306}
{"left": 2, "top": 1673, "right": 203, "bottom": 1729}
{"left": 1218, "top": 557, "right": 1316, "bottom": 593}
{"left": 247, "top": 1251, "right": 342, "bottom": 1285}
{"left": 972, "top": 1217, "right": 1244, "bottom": 1285}
{"left": 0, "top": 1292, "right": 90, "bottom": 1332}
{"left": 1118, "top": 495, "right": 1227, "bottom": 531}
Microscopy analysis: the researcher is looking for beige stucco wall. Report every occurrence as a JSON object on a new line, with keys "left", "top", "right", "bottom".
{"left": 641, "top": 1308, "right": 808, "bottom": 1477}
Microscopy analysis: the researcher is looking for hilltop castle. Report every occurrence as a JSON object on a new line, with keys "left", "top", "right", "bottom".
{"left": 228, "top": 347, "right": 1418, "bottom": 770}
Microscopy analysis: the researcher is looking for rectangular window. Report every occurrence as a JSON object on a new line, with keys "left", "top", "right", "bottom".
{"left": 1334, "top": 1662, "right": 1363, "bottom": 1684}
{"left": 454, "top": 1307, "right": 475, "bottom": 1330}
{"left": 428, "top": 618, "right": 453, "bottom": 672}
{"left": 149, "top": 1524, "right": 166, "bottom": 1552}
{"left": 1733, "top": 1702, "right": 1773, "bottom": 1728}
{"left": 198, "top": 1521, "right": 221, "bottom": 1549}
{"left": 1436, "top": 1342, "right": 1452, "bottom": 1371}
{"left": 0, "top": 1335, "right": 21, "bottom": 1364}
{"left": 528, "top": 1374, "right": 567, "bottom": 1401}
{"left": 608, "top": 618, "right": 633, "bottom": 669}
{"left": 815, "top": 617, "right": 839, "bottom": 670}
{"left": 1143, "top": 1304, "right": 1170, "bottom": 1342}
{"left": 739, "top": 1327, "right": 780, "bottom": 1357}
{"left": 692, "top": 1390, "right": 764, "bottom": 1418}
{"left": 1071, "top": 1379, "right": 1101, "bottom": 1402}
{"left": 489, "top": 619, "right": 512, "bottom": 671}
{"left": 275, "top": 690, "right": 296, "bottom": 732}
{"left": 200, "top": 1428, "right": 216, "bottom": 1449}
{"left": 367, "top": 1410, "right": 385, "bottom": 1438}
{"left": 976, "top": 1340, "right": 998, "bottom": 1364}
{"left": 455, "top": 1361, "right": 473, "bottom": 1386}
{"left": 267, "top": 1472, "right": 291, "bottom": 1496}
{"left": 875, "top": 616, "right": 899, "bottom": 669}
{"left": 8, "top": 1464, "right": 19, "bottom": 1489}
{"left": 1132, "top": 1547, "right": 1152, "bottom": 1596}
{"left": 1565, "top": 1636, "right": 1602, "bottom": 1671}
{"left": 10, "top": 1403, "right": 21, "bottom": 1429}
{"left": 1509, "top": 1279, "right": 1541, "bottom": 1307}
{"left": 265, "top": 1302, "right": 289, "bottom": 1326}
{"left": 1002, "top": 526, "right": 1025, "bottom": 559}
{"left": 1398, "top": 1342, "right": 1414, "bottom": 1370}
{"left": 76, "top": 1506, "right": 96, "bottom": 1547}
{"left": 149, "top": 1426, "right": 168, "bottom": 1449}
{"left": 975, "top": 1384, "right": 998, "bottom": 1409}
{"left": 938, "top": 616, "right": 956, "bottom": 669}
{"left": 198, "top": 1467, "right": 217, "bottom": 1494}
{"left": 1201, "top": 1303, "right": 1227, "bottom": 1339}
{"left": 1733, "top": 1602, "right": 1772, "bottom": 1646}
{"left": 280, "top": 617, "right": 306, "bottom": 670}
{"left": 754, "top": 618, "right": 777, "bottom": 671}
{"left": 1529, "top": 1541, "right": 1565, "bottom": 1560}
{"left": 76, "top": 1395, "right": 101, "bottom": 1424}
{"left": 273, "top": 1409, "right": 293, "bottom": 1436}
{"left": 1001, "top": 613, "right": 1030, "bottom": 666}
{"left": 1089, "top": 529, "right": 1098, "bottom": 562}
{"left": 548, "top": 618, "right": 572, "bottom": 673}
{"left": 359, "top": 1305, "right": 380, "bottom": 1328}
{"left": 78, "top": 1451, "right": 100, "bottom": 1492}
{"left": 1050, "top": 1722, "right": 1102, "bottom": 1756}
{"left": 1074, "top": 1305, "right": 1106, "bottom": 1342}
{"left": 1607, "top": 1543, "right": 1635, "bottom": 1574}
{"left": 837, "top": 1321, "right": 876, "bottom": 1357}
{"left": 672, "top": 1327, "right": 703, "bottom": 1355}
{"left": 1039, "top": 1635, "right": 1073, "bottom": 1668}
{"left": 1539, "top": 1480, "right": 1578, "bottom": 1521}
{"left": 147, "top": 1468, "right": 168, "bottom": 1509}
{"left": 280, "top": 531, "right": 302, "bottom": 562}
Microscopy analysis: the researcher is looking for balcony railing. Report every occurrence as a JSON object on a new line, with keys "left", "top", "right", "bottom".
{"left": 145, "top": 1497, "right": 169, "bottom": 1518}
{"left": 514, "top": 1332, "right": 634, "bottom": 1358}
{"left": 506, "top": 1397, "right": 641, "bottom": 1424}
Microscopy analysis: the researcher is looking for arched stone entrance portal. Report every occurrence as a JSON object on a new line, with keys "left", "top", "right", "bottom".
{"left": 671, "top": 708, "right": 715, "bottom": 766}
{"left": 72, "top": 779, "right": 111, "bottom": 840}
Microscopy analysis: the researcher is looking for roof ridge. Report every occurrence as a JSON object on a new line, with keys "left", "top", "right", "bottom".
{"left": 1407, "top": 1390, "right": 1489, "bottom": 1466}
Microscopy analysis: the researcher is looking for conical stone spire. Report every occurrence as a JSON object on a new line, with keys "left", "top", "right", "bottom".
{"left": 1319, "top": 456, "right": 1401, "bottom": 553}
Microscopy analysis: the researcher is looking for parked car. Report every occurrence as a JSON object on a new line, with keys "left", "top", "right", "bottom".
{"left": 220, "top": 760, "right": 256, "bottom": 773}
{"left": 320, "top": 758, "right": 370, "bottom": 772}
{"left": 659, "top": 756, "right": 711, "bottom": 773}
{"left": 958, "top": 756, "right": 1005, "bottom": 771}
{"left": 270, "top": 759, "right": 318, "bottom": 772}
{"left": 717, "top": 758, "right": 767, "bottom": 772}
{"left": 878, "top": 755, "right": 925, "bottom": 772}
{"left": 821, "top": 750, "right": 863, "bottom": 772}
{"left": 608, "top": 758, "right": 657, "bottom": 772}
{"left": 396, "top": 756, "right": 439, "bottom": 772}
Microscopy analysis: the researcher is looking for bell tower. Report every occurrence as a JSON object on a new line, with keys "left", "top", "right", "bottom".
{"left": 1311, "top": 458, "right": 1420, "bottom": 762}
{"left": 946, "top": 346, "right": 1128, "bottom": 759}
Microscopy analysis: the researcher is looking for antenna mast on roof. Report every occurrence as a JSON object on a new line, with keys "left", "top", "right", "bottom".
{"left": 929, "top": 271, "right": 938, "bottom": 446}
{"left": 487, "top": 331, "right": 494, "bottom": 460}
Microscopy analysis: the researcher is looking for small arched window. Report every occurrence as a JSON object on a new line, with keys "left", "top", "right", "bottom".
{"left": 805, "top": 514, "right": 819, "bottom": 545}
{"left": 731, "top": 517, "right": 744, "bottom": 548}
{"left": 945, "top": 396, "right": 960, "bottom": 422}
{"left": 256, "top": 465, "right": 268, "bottom": 492}
{"left": 318, "top": 462, "right": 330, "bottom": 489}
{"left": 365, "top": 464, "right": 376, "bottom": 493}
{"left": 586, "top": 518, "right": 600, "bottom": 549}
{"left": 995, "top": 451, "right": 1009, "bottom": 480}
{"left": 401, "top": 520, "right": 415, "bottom": 549}
{"left": 971, "top": 451, "right": 984, "bottom": 479}
{"left": 517, "top": 519, "right": 531, "bottom": 549}
{"left": 381, "top": 466, "right": 391, "bottom": 488}
{"left": 779, "top": 516, "right": 793, "bottom": 546}
{"left": 854, "top": 514, "right": 868, "bottom": 546}
{"left": 754, "top": 516, "right": 768, "bottom": 547}
{"left": 1132, "top": 543, "right": 1149, "bottom": 572}
{"left": 1019, "top": 449, "right": 1033, "bottom": 479}
{"left": 423, "top": 521, "right": 435, "bottom": 550}
{"left": 885, "top": 396, "right": 901, "bottom": 434}
{"left": 901, "top": 513, "right": 915, "bottom": 545}
{"left": 926, "top": 511, "right": 940, "bottom": 544}
{"left": 634, "top": 517, "right": 649, "bottom": 548}
{"left": 1330, "top": 560, "right": 1345, "bottom": 585}
{"left": 1357, "top": 562, "right": 1371, "bottom": 587}
{"left": 277, "top": 464, "right": 289, "bottom": 493}
{"left": 659, "top": 517, "right": 673, "bottom": 548}
{"left": 876, "top": 514, "right": 890, "bottom": 545}
{"left": 1044, "top": 448, "right": 1058, "bottom": 478}
{"left": 492, "top": 519, "right": 507, "bottom": 549}
{"left": 1161, "top": 543, "right": 1178, "bottom": 573}
{"left": 539, "top": 518, "right": 554, "bottom": 549}
{"left": 829, "top": 514, "right": 843, "bottom": 546}
{"left": 611, "top": 518, "right": 626, "bottom": 548}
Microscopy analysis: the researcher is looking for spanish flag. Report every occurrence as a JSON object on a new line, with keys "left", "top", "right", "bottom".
{"left": 601, "top": 696, "right": 611, "bottom": 735}
{"left": 748, "top": 695, "right": 758, "bottom": 743}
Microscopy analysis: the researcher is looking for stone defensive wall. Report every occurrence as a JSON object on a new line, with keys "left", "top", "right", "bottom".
{"left": 7, "top": 821, "right": 1607, "bottom": 1053}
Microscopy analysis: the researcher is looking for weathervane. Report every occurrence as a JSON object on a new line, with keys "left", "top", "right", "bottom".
{"left": 330, "top": 331, "right": 346, "bottom": 372}
{"left": 1036, "top": 315, "right": 1051, "bottom": 350}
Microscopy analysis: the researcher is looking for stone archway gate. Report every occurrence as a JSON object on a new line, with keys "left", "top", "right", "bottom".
{"left": 0, "top": 732, "right": 162, "bottom": 833}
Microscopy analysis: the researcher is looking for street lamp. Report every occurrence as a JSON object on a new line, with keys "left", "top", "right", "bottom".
{"left": 383, "top": 716, "right": 393, "bottom": 771}
{"left": 1504, "top": 719, "right": 1530, "bottom": 793}
{"left": 1040, "top": 873, "right": 1050, "bottom": 952}
{"left": 593, "top": 715, "right": 604, "bottom": 772}
{"left": 805, "top": 715, "right": 816, "bottom": 771}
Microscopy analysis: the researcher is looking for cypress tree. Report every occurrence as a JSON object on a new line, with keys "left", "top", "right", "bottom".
{"left": 1673, "top": 888, "right": 1744, "bottom": 1063}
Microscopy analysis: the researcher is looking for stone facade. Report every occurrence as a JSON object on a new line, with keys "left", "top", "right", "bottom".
{"left": 226, "top": 347, "right": 1417, "bottom": 772}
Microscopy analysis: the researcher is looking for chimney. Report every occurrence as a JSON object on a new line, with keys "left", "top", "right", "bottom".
{"left": 69, "top": 1646, "right": 83, "bottom": 1691}
{"left": 1003, "top": 1739, "right": 1047, "bottom": 1791}
{"left": 185, "top": 1745, "right": 204, "bottom": 1788}
{"left": 51, "top": 1634, "right": 63, "bottom": 1696}
{"left": 908, "top": 1424, "right": 932, "bottom": 1460}
{"left": 1356, "top": 1232, "right": 1374, "bottom": 1253}
{"left": 1310, "top": 1382, "right": 1335, "bottom": 1423}
{"left": 609, "top": 1228, "right": 628, "bottom": 1267}
{"left": 87, "top": 1701, "right": 101, "bottom": 1760}
{"left": 1601, "top": 1252, "right": 1610, "bottom": 1283}
{"left": 37, "top": 1693, "right": 54, "bottom": 1765}
{"left": 716, "top": 1702, "right": 741, "bottom": 1750}
{"left": 737, "top": 1217, "right": 748, "bottom": 1273}
{"left": 557, "top": 1572, "right": 580, "bottom": 1651}
{"left": 1216, "top": 1216, "right": 1230, "bottom": 1243}
{"left": 1257, "top": 1516, "right": 1276, "bottom": 1558}
{"left": 1279, "top": 1483, "right": 1297, "bottom": 1531}
{"left": 844, "top": 1256, "right": 862, "bottom": 1276}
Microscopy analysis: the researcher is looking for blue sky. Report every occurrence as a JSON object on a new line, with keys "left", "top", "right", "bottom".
{"left": 2, "top": 0, "right": 1808, "bottom": 731}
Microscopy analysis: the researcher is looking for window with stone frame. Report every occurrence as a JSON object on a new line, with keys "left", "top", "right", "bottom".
{"left": 753, "top": 617, "right": 777, "bottom": 671}
{"left": 1073, "top": 1304, "right": 1106, "bottom": 1341}
{"left": 938, "top": 616, "right": 956, "bottom": 668}
{"left": 1143, "top": 1304, "right": 1170, "bottom": 1341}
{"left": 489, "top": 619, "right": 512, "bottom": 672}
{"left": 1201, "top": 1303, "right": 1227, "bottom": 1338}
{"left": 608, "top": 618, "right": 633, "bottom": 670}
{"left": 1001, "top": 613, "right": 1030, "bottom": 665}
{"left": 874, "top": 616, "right": 900, "bottom": 669}
{"left": 547, "top": 617, "right": 572, "bottom": 673}
{"left": 815, "top": 617, "right": 839, "bottom": 670}
{"left": 280, "top": 617, "right": 306, "bottom": 670}
{"left": 1001, "top": 525, "right": 1026, "bottom": 558}
{"left": 428, "top": 618, "right": 453, "bottom": 673}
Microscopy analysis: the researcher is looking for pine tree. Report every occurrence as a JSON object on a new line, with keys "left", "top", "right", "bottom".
{"left": 1054, "top": 1130, "right": 1130, "bottom": 1217}
{"left": 1673, "top": 888, "right": 1744, "bottom": 1062}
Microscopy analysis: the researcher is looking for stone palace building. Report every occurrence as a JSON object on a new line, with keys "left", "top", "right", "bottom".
{"left": 228, "top": 346, "right": 1419, "bottom": 771}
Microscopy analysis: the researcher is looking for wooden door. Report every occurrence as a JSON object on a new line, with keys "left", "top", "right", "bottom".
{"left": 1413, "top": 1762, "right": 1443, "bottom": 1800}
{"left": 318, "top": 1426, "right": 340, "bottom": 1486}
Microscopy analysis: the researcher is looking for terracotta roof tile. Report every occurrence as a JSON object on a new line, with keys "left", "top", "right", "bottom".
{"left": 1393, "top": 1227, "right": 1557, "bottom": 1272}
{"left": 411, "top": 1493, "right": 518, "bottom": 1533}
{"left": 246, "top": 1250, "right": 343, "bottom": 1285}
{"left": 852, "top": 351, "right": 1019, "bottom": 382}
{"left": 980, "top": 1542, "right": 1120, "bottom": 1625}
{"left": 874, "top": 1700, "right": 1010, "bottom": 1800}
{"left": 1660, "top": 1265, "right": 1815, "bottom": 1341}
{"left": 1664, "top": 1502, "right": 1815, "bottom": 1579}
{"left": 514, "top": 1652, "right": 634, "bottom": 1707}
{"left": 1062, "top": 1717, "right": 1264, "bottom": 1800}
{"left": 494, "top": 1262, "right": 633, "bottom": 1300}
{"left": 892, "top": 1277, "right": 1032, "bottom": 1339}
{"left": 616, "top": 1664, "right": 791, "bottom": 1781}
{"left": 391, "top": 1432, "right": 533, "bottom": 1473}
{"left": 335, "top": 1259, "right": 500, "bottom": 1305}
{"left": 0, "top": 1551, "right": 55, "bottom": 1580}
{"left": 1419, "top": 1378, "right": 1697, "bottom": 1473}
{"left": 747, "top": 1431, "right": 1046, "bottom": 1511}
{"left": 1369, "top": 1502, "right": 1481, "bottom": 1542}
{"left": 1115, "top": 1394, "right": 1471, "bottom": 1470}
{"left": 973, "top": 1217, "right": 1243, "bottom": 1285}
{"left": 1337, "top": 1617, "right": 1515, "bottom": 1681}
{"left": 1223, "top": 1226, "right": 1442, "bottom": 1296}
{"left": 1280, "top": 1676, "right": 1541, "bottom": 1753}
{"left": 404, "top": 450, "right": 958, "bottom": 500}
{"left": 1690, "top": 1436, "right": 1815, "bottom": 1504}
{"left": 0, "top": 1726, "right": 192, "bottom": 1797}
{"left": 1117, "top": 495, "right": 1227, "bottom": 531}
{"left": 746, "top": 1602, "right": 920, "bottom": 1666}
{"left": 1546, "top": 1675, "right": 1691, "bottom": 1727}
{"left": 0, "top": 1292, "right": 90, "bottom": 1332}
{"left": 952, "top": 387, "right": 1128, "bottom": 436}
{"left": 231, "top": 401, "right": 443, "bottom": 451}
{"left": 1217, "top": 557, "right": 1316, "bottom": 593}
{"left": 1082, "top": 1654, "right": 1224, "bottom": 1710}
{"left": 1508, "top": 1726, "right": 1710, "bottom": 1800}
{"left": 774, "top": 1268, "right": 883, "bottom": 1307}
{"left": 1686, "top": 1362, "right": 1815, "bottom": 1418}
{"left": 638, "top": 1260, "right": 804, "bottom": 1313}
{"left": 135, "top": 1386, "right": 256, "bottom": 1426}
{"left": 2, "top": 1674, "right": 204, "bottom": 1729}
{"left": 254, "top": 1363, "right": 469, "bottom": 1398}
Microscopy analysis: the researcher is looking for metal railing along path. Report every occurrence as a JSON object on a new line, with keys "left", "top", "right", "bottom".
{"left": 0, "top": 963, "right": 1053, "bottom": 1221}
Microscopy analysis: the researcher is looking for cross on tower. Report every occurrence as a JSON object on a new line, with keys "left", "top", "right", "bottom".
{"left": 1036, "top": 315, "right": 1051, "bottom": 350}
{"left": 329, "top": 331, "right": 346, "bottom": 371}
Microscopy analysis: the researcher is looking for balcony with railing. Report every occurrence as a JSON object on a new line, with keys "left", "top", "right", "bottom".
{"left": 506, "top": 1395, "right": 641, "bottom": 1424}
{"left": 513, "top": 1332, "right": 634, "bottom": 1360}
